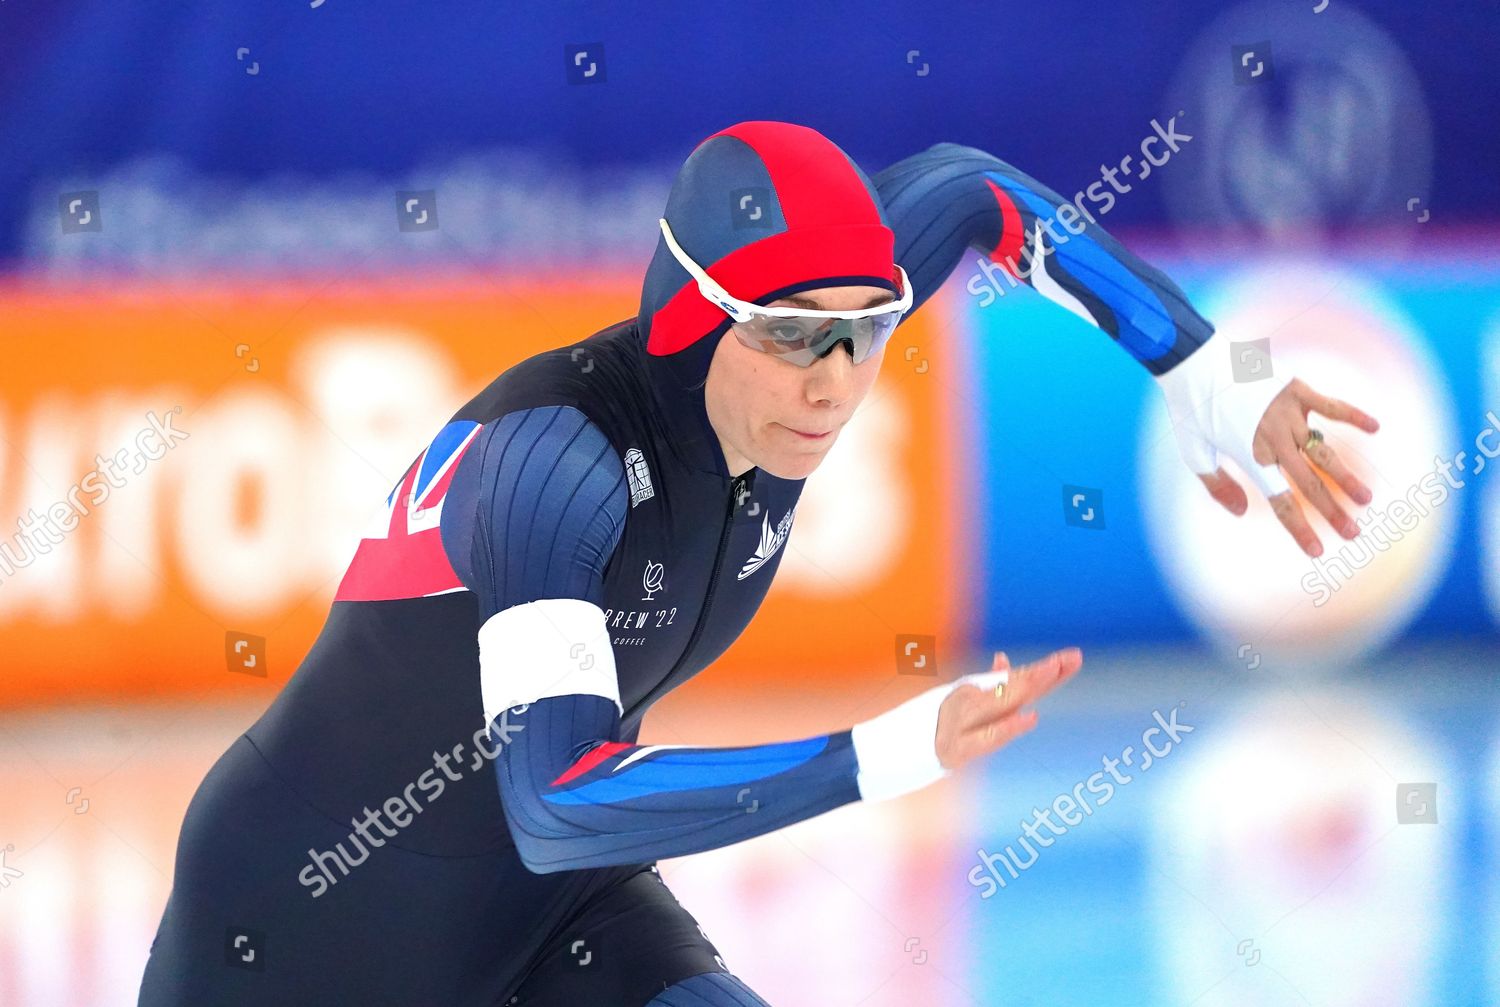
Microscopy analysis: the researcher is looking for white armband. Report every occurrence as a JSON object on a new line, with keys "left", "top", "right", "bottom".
{"left": 477, "top": 598, "right": 621, "bottom": 726}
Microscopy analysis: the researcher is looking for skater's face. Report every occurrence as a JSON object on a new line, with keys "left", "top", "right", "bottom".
{"left": 704, "top": 284, "right": 891, "bottom": 481}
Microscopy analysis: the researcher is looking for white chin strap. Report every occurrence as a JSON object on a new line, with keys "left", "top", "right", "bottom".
{"left": 1153, "top": 331, "right": 1293, "bottom": 498}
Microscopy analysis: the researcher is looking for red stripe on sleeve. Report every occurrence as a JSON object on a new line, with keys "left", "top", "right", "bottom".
{"left": 550, "top": 741, "right": 632, "bottom": 787}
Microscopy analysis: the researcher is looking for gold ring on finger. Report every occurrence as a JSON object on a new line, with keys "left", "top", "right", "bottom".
{"left": 1304, "top": 428, "right": 1325, "bottom": 453}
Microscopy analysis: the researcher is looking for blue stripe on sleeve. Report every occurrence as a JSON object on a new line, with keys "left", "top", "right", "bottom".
{"left": 872, "top": 142, "right": 1213, "bottom": 374}
{"left": 542, "top": 736, "right": 831, "bottom": 806}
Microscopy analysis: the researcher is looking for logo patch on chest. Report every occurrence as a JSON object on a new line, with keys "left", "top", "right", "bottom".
{"left": 624, "top": 447, "right": 654, "bottom": 508}
{"left": 738, "top": 506, "right": 796, "bottom": 581}
{"left": 642, "top": 559, "right": 665, "bottom": 600}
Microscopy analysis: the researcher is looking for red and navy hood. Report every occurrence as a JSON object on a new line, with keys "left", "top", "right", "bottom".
{"left": 635, "top": 121, "right": 898, "bottom": 479}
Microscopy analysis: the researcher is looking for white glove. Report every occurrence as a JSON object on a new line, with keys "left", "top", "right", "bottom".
{"left": 1154, "top": 330, "right": 1293, "bottom": 498}
{"left": 850, "top": 668, "right": 1010, "bottom": 803}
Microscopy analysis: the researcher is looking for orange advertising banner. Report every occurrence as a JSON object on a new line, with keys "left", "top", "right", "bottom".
{"left": 0, "top": 277, "right": 971, "bottom": 707}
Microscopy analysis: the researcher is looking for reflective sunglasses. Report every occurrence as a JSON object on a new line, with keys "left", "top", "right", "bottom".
{"left": 658, "top": 217, "right": 912, "bottom": 367}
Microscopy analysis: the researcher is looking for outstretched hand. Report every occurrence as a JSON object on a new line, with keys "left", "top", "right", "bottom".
{"left": 935, "top": 648, "right": 1082, "bottom": 771}
{"left": 1196, "top": 377, "right": 1380, "bottom": 558}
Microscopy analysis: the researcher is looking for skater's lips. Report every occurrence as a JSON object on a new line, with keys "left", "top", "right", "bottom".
{"left": 777, "top": 423, "right": 833, "bottom": 439}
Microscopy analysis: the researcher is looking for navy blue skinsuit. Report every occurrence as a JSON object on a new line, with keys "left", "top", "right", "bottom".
{"left": 139, "top": 123, "right": 1215, "bottom": 1006}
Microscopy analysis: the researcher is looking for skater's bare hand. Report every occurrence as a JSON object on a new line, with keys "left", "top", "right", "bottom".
{"left": 934, "top": 648, "right": 1083, "bottom": 771}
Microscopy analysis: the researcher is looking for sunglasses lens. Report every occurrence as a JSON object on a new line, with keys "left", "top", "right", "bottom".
{"left": 732, "top": 312, "right": 901, "bottom": 367}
